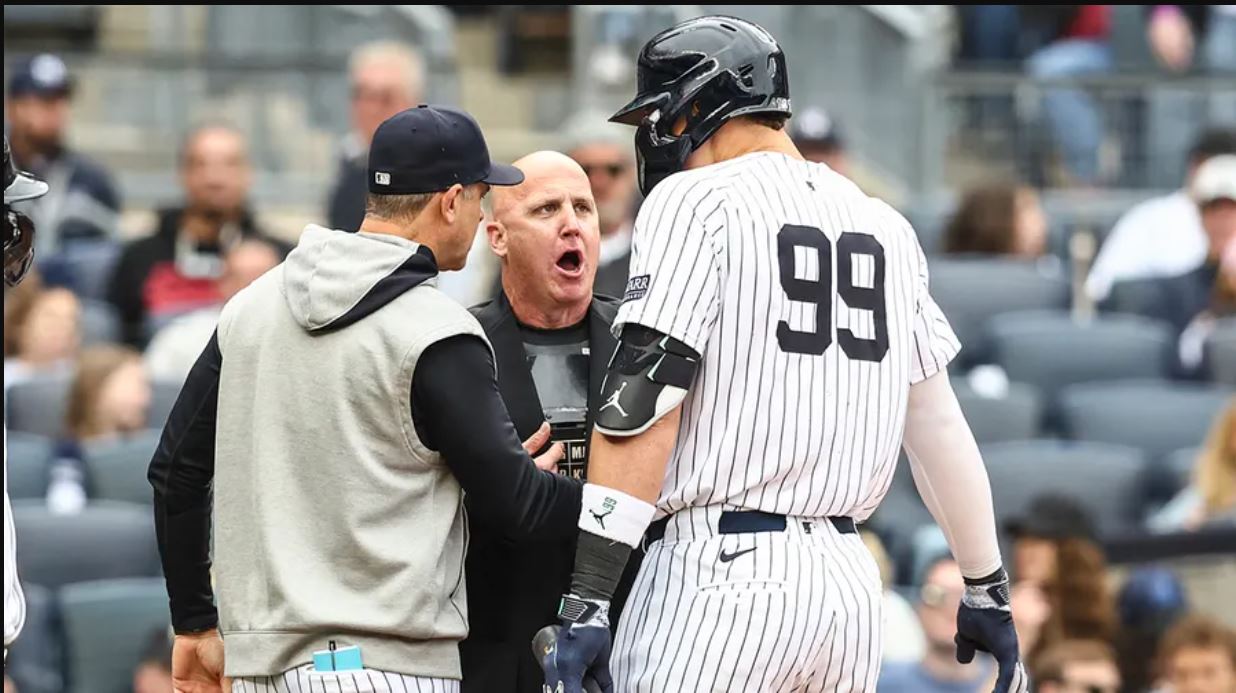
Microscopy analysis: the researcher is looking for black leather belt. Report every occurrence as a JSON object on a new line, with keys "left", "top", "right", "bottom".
{"left": 644, "top": 510, "right": 856, "bottom": 545}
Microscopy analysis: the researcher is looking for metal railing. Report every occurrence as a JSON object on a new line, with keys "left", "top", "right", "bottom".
{"left": 919, "top": 71, "right": 1236, "bottom": 195}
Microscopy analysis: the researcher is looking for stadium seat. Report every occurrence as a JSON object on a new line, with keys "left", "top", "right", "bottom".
{"left": 1060, "top": 381, "right": 1231, "bottom": 462}
{"left": 5, "top": 375, "right": 73, "bottom": 438}
{"left": 926, "top": 259, "right": 1069, "bottom": 367}
{"left": 864, "top": 457, "right": 936, "bottom": 584}
{"left": 84, "top": 429, "right": 162, "bottom": 505}
{"left": 988, "top": 311, "right": 1174, "bottom": 403}
{"left": 953, "top": 381, "right": 1043, "bottom": 444}
{"left": 1205, "top": 319, "right": 1236, "bottom": 387}
{"left": 1163, "top": 447, "right": 1201, "bottom": 499}
{"left": 79, "top": 299, "right": 122, "bottom": 347}
{"left": 981, "top": 440, "right": 1148, "bottom": 537}
{"left": 59, "top": 578, "right": 170, "bottom": 693}
{"left": 3, "top": 583, "right": 66, "bottom": 693}
{"left": 43, "top": 240, "right": 121, "bottom": 301}
{"left": 5, "top": 432, "right": 52, "bottom": 500}
{"left": 147, "top": 380, "right": 183, "bottom": 431}
{"left": 10, "top": 501, "right": 161, "bottom": 589}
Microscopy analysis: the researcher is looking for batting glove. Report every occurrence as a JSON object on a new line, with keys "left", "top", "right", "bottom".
{"left": 542, "top": 595, "right": 614, "bottom": 693}
{"left": 955, "top": 568, "right": 1030, "bottom": 693}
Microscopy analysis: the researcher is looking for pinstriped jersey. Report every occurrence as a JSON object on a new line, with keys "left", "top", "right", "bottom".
{"left": 612, "top": 152, "right": 960, "bottom": 521}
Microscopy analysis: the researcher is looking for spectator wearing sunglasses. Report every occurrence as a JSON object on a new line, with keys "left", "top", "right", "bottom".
{"left": 561, "top": 109, "right": 639, "bottom": 300}
{"left": 326, "top": 41, "right": 425, "bottom": 233}
{"left": 1034, "top": 640, "right": 1121, "bottom": 693}
{"left": 878, "top": 556, "right": 993, "bottom": 693}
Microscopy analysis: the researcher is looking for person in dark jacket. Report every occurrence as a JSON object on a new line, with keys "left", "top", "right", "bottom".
{"left": 326, "top": 41, "right": 424, "bottom": 232}
{"left": 6, "top": 53, "right": 121, "bottom": 253}
{"left": 106, "top": 123, "right": 287, "bottom": 346}
{"left": 463, "top": 151, "right": 640, "bottom": 693}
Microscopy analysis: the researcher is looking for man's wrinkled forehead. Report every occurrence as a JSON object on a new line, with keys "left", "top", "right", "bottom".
{"left": 494, "top": 151, "right": 593, "bottom": 220}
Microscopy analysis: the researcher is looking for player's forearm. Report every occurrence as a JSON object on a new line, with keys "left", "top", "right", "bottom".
{"left": 587, "top": 406, "right": 681, "bottom": 504}
{"left": 568, "top": 408, "right": 681, "bottom": 602}
{"left": 902, "top": 371, "right": 1003, "bottom": 580}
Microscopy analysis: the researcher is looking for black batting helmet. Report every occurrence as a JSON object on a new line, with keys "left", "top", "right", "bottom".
{"left": 5, "top": 135, "right": 48, "bottom": 286}
{"left": 610, "top": 15, "right": 791, "bottom": 194}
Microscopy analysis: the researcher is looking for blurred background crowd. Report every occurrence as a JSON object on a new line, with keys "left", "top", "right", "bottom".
{"left": 3, "top": 5, "right": 1236, "bottom": 693}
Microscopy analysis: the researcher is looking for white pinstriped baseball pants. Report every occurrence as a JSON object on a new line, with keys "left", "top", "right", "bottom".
{"left": 232, "top": 664, "right": 458, "bottom": 693}
{"left": 612, "top": 507, "right": 884, "bottom": 692}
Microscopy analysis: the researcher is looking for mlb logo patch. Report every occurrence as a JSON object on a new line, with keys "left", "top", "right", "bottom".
{"left": 624, "top": 274, "right": 651, "bottom": 302}
{"left": 374, "top": 171, "right": 391, "bottom": 186}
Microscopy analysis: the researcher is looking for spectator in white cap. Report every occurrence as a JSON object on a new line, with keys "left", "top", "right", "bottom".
{"left": 1087, "top": 128, "right": 1236, "bottom": 302}
{"left": 561, "top": 110, "right": 639, "bottom": 299}
{"left": 1105, "top": 153, "right": 1236, "bottom": 375}
{"left": 6, "top": 53, "right": 121, "bottom": 255}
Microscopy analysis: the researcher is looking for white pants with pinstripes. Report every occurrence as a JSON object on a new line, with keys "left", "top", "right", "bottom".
{"left": 232, "top": 665, "right": 459, "bottom": 693}
{"left": 612, "top": 507, "right": 883, "bottom": 692}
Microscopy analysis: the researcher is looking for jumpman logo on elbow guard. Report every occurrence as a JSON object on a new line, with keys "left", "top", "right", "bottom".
{"left": 599, "top": 382, "right": 630, "bottom": 418}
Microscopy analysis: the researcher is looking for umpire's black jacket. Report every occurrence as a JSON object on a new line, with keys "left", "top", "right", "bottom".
{"left": 460, "top": 290, "right": 641, "bottom": 693}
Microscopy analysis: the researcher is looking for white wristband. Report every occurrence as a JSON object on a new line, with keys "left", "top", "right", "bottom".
{"left": 578, "top": 483, "right": 657, "bottom": 548}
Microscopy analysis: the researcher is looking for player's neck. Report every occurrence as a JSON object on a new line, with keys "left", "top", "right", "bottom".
{"left": 708, "top": 122, "right": 804, "bottom": 164}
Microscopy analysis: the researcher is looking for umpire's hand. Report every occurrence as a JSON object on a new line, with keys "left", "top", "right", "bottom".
{"left": 955, "top": 569, "right": 1030, "bottom": 693}
{"left": 172, "top": 629, "right": 229, "bottom": 693}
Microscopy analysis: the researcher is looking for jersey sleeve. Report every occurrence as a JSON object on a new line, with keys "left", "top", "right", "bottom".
{"left": 613, "top": 175, "right": 726, "bottom": 354}
{"left": 909, "top": 240, "right": 961, "bottom": 384}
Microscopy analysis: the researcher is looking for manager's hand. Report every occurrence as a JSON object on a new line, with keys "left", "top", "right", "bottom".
{"left": 172, "top": 629, "right": 229, "bottom": 693}
{"left": 523, "top": 422, "right": 565, "bottom": 473}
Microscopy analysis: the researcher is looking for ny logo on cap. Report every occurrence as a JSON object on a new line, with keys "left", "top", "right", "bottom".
{"left": 374, "top": 172, "right": 391, "bottom": 186}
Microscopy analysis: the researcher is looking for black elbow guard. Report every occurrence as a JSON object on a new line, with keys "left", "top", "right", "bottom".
{"left": 595, "top": 325, "right": 700, "bottom": 437}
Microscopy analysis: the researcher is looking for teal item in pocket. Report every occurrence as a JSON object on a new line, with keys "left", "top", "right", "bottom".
{"left": 312, "top": 643, "right": 363, "bottom": 671}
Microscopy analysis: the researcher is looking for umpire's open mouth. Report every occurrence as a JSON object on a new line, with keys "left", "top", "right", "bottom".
{"left": 555, "top": 249, "right": 584, "bottom": 277}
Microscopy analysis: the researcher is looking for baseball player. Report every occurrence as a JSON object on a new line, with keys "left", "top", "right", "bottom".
{"left": 541, "top": 16, "right": 1029, "bottom": 693}
{"left": 4, "top": 134, "right": 50, "bottom": 658}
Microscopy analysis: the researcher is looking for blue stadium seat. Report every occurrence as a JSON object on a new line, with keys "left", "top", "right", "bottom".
{"left": 10, "top": 501, "right": 161, "bottom": 589}
{"left": 953, "top": 381, "right": 1043, "bottom": 444}
{"left": 1163, "top": 447, "right": 1201, "bottom": 499}
{"left": 5, "top": 432, "right": 52, "bottom": 500}
{"left": 59, "top": 578, "right": 170, "bottom": 693}
{"left": 981, "top": 440, "right": 1148, "bottom": 537}
{"left": 3, "top": 583, "right": 66, "bottom": 693}
{"left": 147, "top": 380, "right": 183, "bottom": 432}
{"left": 1060, "top": 381, "right": 1231, "bottom": 462}
{"left": 927, "top": 259, "right": 1070, "bottom": 367}
{"left": 5, "top": 375, "right": 73, "bottom": 438}
{"left": 1205, "top": 319, "right": 1236, "bottom": 387}
{"left": 45, "top": 241, "right": 121, "bottom": 301}
{"left": 79, "top": 299, "right": 122, "bottom": 347}
{"left": 988, "top": 311, "right": 1174, "bottom": 404}
{"left": 84, "top": 429, "right": 162, "bottom": 505}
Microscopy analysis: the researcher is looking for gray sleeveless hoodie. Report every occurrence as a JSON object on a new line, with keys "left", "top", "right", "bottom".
{"left": 212, "top": 224, "right": 488, "bottom": 678}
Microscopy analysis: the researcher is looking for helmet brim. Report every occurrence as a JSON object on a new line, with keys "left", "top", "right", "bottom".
{"left": 6, "top": 172, "right": 49, "bottom": 204}
{"left": 609, "top": 92, "right": 667, "bottom": 127}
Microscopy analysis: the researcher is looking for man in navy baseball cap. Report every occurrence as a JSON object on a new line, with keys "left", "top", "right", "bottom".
{"left": 358, "top": 104, "right": 523, "bottom": 270}
{"left": 368, "top": 104, "right": 524, "bottom": 195}
{"left": 6, "top": 53, "right": 121, "bottom": 252}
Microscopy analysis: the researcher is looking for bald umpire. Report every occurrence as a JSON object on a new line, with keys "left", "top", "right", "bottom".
{"left": 147, "top": 105, "right": 582, "bottom": 692}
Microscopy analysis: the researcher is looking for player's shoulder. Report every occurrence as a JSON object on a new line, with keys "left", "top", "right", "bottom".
{"left": 850, "top": 186, "right": 920, "bottom": 249}
{"left": 640, "top": 162, "right": 737, "bottom": 217}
